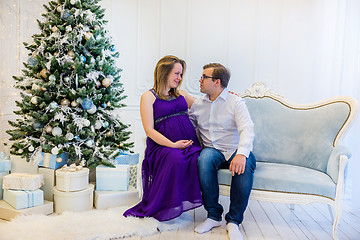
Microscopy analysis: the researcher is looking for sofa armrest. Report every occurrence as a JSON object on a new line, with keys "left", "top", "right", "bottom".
{"left": 327, "top": 145, "right": 351, "bottom": 184}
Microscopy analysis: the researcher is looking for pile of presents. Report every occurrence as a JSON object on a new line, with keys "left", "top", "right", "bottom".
{"left": 0, "top": 150, "right": 140, "bottom": 220}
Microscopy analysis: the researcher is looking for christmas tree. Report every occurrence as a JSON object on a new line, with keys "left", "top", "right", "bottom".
{"left": 6, "top": 0, "right": 133, "bottom": 168}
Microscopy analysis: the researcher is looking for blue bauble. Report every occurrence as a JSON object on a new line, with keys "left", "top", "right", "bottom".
{"left": 81, "top": 98, "right": 94, "bottom": 110}
{"left": 80, "top": 55, "right": 86, "bottom": 63}
{"left": 103, "top": 121, "right": 109, "bottom": 128}
{"left": 49, "top": 75, "right": 56, "bottom": 81}
{"left": 102, "top": 103, "right": 107, "bottom": 108}
{"left": 85, "top": 139, "right": 95, "bottom": 147}
{"left": 32, "top": 122, "right": 43, "bottom": 131}
{"left": 110, "top": 46, "right": 116, "bottom": 52}
{"left": 49, "top": 101, "right": 59, "bottom": 109}
{"left": 74, "top": 135, "right": 80, "bottom": 141}
{"left": 61, "top": 9, "right": 72, "bottom": 20}
{"left": 27, "top": 56, "right": 38, "bottom": 67}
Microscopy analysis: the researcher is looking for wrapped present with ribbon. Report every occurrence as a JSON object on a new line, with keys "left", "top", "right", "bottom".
{"left": 96, "top": 165, "right": 129, "bottom": 191}
{"left": 0, "top": 172, "right": 9, "bottom": 200}
{"left": 113, "top": 150, "right": 139, "bottom": 165}
{"left": 55, "top": 164, "right": 89, "bottom": 192}
{"left": 3, "top": 173, "right": 44, "bottom": 191}
{"left": 3, "top": 189, "right": 44, "bottom": 210}
{"left": 38, "top": 152, "right": 68, "bottom": 170}
{"left": 0, "top": 152, "right": 11, "bottom": 172}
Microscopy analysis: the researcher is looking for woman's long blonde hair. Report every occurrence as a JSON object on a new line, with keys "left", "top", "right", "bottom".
{"left": 153, "top": 55, "right": 186, "bottom": 100}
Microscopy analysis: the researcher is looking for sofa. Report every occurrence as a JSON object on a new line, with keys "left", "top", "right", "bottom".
{"left": 218, "top": 82, "right": 358, "bottom": 240}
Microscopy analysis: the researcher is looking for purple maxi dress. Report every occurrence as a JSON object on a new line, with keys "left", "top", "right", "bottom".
{"left": 123, "top": 89, "right": 203, "bottom": 221}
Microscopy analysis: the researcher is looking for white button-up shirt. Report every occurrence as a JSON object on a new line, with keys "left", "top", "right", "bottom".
{"left": 189, "top": 88, "right": 254, "bottom": 160}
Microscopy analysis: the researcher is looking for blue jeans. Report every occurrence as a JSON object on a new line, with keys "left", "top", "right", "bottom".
{"left": 197, "top": 148, "right": 256, "bottom": 225}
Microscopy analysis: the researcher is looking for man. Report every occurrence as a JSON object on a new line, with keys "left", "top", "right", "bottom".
{"left": 189, "top": 63, "right": 256, "bottom": 240}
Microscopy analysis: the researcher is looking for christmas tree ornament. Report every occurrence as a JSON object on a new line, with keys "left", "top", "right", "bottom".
{"left": 28, "top": 145, "right": 35, "bottom": 152}
{"left": 32, "top": 83, "right": 41, "bottom": 91}
{"left": 52, "top": 26, "right": 58, "bottom": 32}
{"left": 49, "top": 75, "right": 56, "bottom": 81}
{"left": 32, "top": 122, "right": 43, "bottom": 131}
{"left": 74, "top": 135, "right": 80, "bottom": 141}
{"left": 27, "top": 56, "right": 38, "bottom": 67}
{"left": 31, "top": 96, "right": 38, "bottom": 105}
{"left": 79, "top": 78, "right": 87, "bottom": 84}
{"left": 103, "top": 121, "right": 109, "bottom": 128}
{"left": 65, "top": 132, "right": 74, "bottom": 140}
{"left": 45, "top": 125, "right": 53, "bottom": 133}
{"left": 102, "top": 78, "right": 111, "bottom": 88}
{"left": 84, "top": 32, "right": 93, "bottom": 41}
{"left": 56, "top": 6, "right": 62, "bottom": 13}
{"left": 40, "top": 69, "right": 48, "bottom": 78}
{"left": 64, "top": 76, "right": 71, "bottom": 82}
{"left": 56, "top": 157, "right": 63, "bottom": 163}
{"left": 110, "top": 46, "right": 116, "bottom": 52}
{"left": 87, "top": 105, "right": 97, "bottom": 114}
{"left": 91, "top": 126, "right": 95, "bottom": 132}
{"left": 41, "top": 87, "right": 46, "bottom": 91}
{"left": 70, "top": 0, "right": 77, "bottom": 5}
{"left": 80, "top": 55, "right": 86, "bottom": 63}
{"left": 67, "top": 50, "right": 75, "bottom": 59}
{"left": 62, "top": 9, "right": 72, "bottom": 20}
{"left": 101, "top": 103, "right": 107, "bottom": 108}
{"left": 51, "top": 146, "right": 59, "bottom": 155}
{"left": 105, "top": 130, "right": 113, "bottom": 137}
{"left": 52, "top": 127, "right": 62, "bottom": 136}
{"left": 18, "top": 149, "right": 24, "bottom": 154}
{"left": 81, "top": 98, "right": 94, "bottom": 110}
{"left": 95, "top": 81, "right": 101, "bottom": 88}
{"left": 94, "top": 120, "right": 102, "bottom": 129}
{"left": 90, "top": 57, "right": 95, "bottom": 64}
{"left": 71, "top": 101, "right": 78, "bottom": 107}
{"left": 107, "top": 102, "right": 111, "bottom": 107}
{"left": 49, "top": 101, "right": 59, "bottom": 110}
{"left": 85, "top": 139, "right": 95, "bottom": 148}
{"left": 83, "top": 119, "right": 91, "bottom": 127}
{"left": 60, "top": 98, "right": 70, "bottom": 106}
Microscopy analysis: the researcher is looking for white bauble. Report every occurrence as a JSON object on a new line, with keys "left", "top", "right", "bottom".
{"left": 31, "top": 96, "right": 38, "bottom": 105}
{"left": 28, "top": 145, "right": 35, "bottom": 152}
{"left": 71, "top": 101, "right": 77, "bottom": 107}
{"left": 94, "top": 120, "right": 102, "bottom": 129}
{"left": 87, "top": 105, "right": 97, "bottom": 114}
{"left": 18, "top": 149, "right": 24, "bottom": 154}
{"left": 83, "top": 119, "right": 90, "bottom": 127}
{"left": 52, "top": 127, "right": 62, "bottom": 136}
{"left": 65, "top": 132, "right": 74, "bottom": 141}
{"left": 51, "top": 147, "right": 59, "bottom": 155}
{"left": 32, "top": 84, "right": 41, "bottom": 91}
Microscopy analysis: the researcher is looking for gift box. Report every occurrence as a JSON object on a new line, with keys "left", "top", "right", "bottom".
{"left": 53, "top": 184, "right": 94, "bottom": 214}
{"left": 0, "top": 159, "right": 11, "bottom": 172}
{"left": 96, "top": 165, "right": 129, "bottom": 191}
{"left": 38, "top": 152, "right": 68, "bottom": 170}
{"left": 94, "top": 186, "right": 140, "bottom": 210}
{"left": 0, "top": 200, "right": 53, "bottom": 221}
{"left": 0, "top": 172, "right": 9, "bottom": 200}
{"left": 10, "top": 155, "right": 38, "bottom": 174}
{"left": 38, "top": 168, "right": 55, "bottom": 201}
{"left": 3, "top": 173, "right": 44, "bottom": 191}
{"left": 114, "top": 151, "right": 139, "bottom": 165}
{"left": 3, "top": 189, "right": 44, "bottom": 210}
{"left": 55, "top": 166, "right": 89, "bottom": 192}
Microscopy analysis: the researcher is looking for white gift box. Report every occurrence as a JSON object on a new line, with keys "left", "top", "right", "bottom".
{"left": 53, "top": 184, "right": 94, "bottom": 214}
{"left": 38, "top": 168, "right": 55, "bottom": 201}
{"left": 10, "top": 155, "right": 38, "bottom": 174}
{"left": 94, "top": 186, "right": 140, "bottom": 210}
{"left": 0, "top": 172, "right": 9, "bottom": 200}
{"left": 0, "top": 200, "right": 53, "bottom": 221}
{"left": 3, "top": 173, "right": 44, "bottom": 191}
{"left": 96, "top": 165, "right": 130, "bottom": 191}
{"left": 3, "top": 189, "right": 44, "bottom": 210}
{"left": 55, "top": 167, "right": 89, "bottom": 192}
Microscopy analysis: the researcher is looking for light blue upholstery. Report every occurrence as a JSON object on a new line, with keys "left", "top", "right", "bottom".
{"left": 218, "top": 162, "right": 336, "bottom": 199}
{"left": 245, "top": 97, "right": 350, "bottom": 173}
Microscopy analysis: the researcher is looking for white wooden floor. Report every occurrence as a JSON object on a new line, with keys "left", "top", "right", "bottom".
{"left": 127, "top": 196, "right": 360, "bottom": 240}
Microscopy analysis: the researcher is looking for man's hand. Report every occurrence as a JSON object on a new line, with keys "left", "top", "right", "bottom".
{"left": 229, "top": 154, "right": 247, "bottom": 176}
{"left": 172, "top": 140, "right": 193, "bottom": 149}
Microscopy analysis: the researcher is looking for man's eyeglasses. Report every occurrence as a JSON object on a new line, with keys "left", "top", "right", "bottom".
{"left": 200, "top": 75, "right": 217, "bottom": 81}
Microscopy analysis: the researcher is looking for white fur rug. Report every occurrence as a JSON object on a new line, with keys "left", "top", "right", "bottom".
{"left": 0, "top": 206, "right": 193, "bottom": 240}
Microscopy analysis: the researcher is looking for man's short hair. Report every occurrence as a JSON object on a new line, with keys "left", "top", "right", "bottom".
{"left": 203, "top": 63, "right": 231, "bottom": 88}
